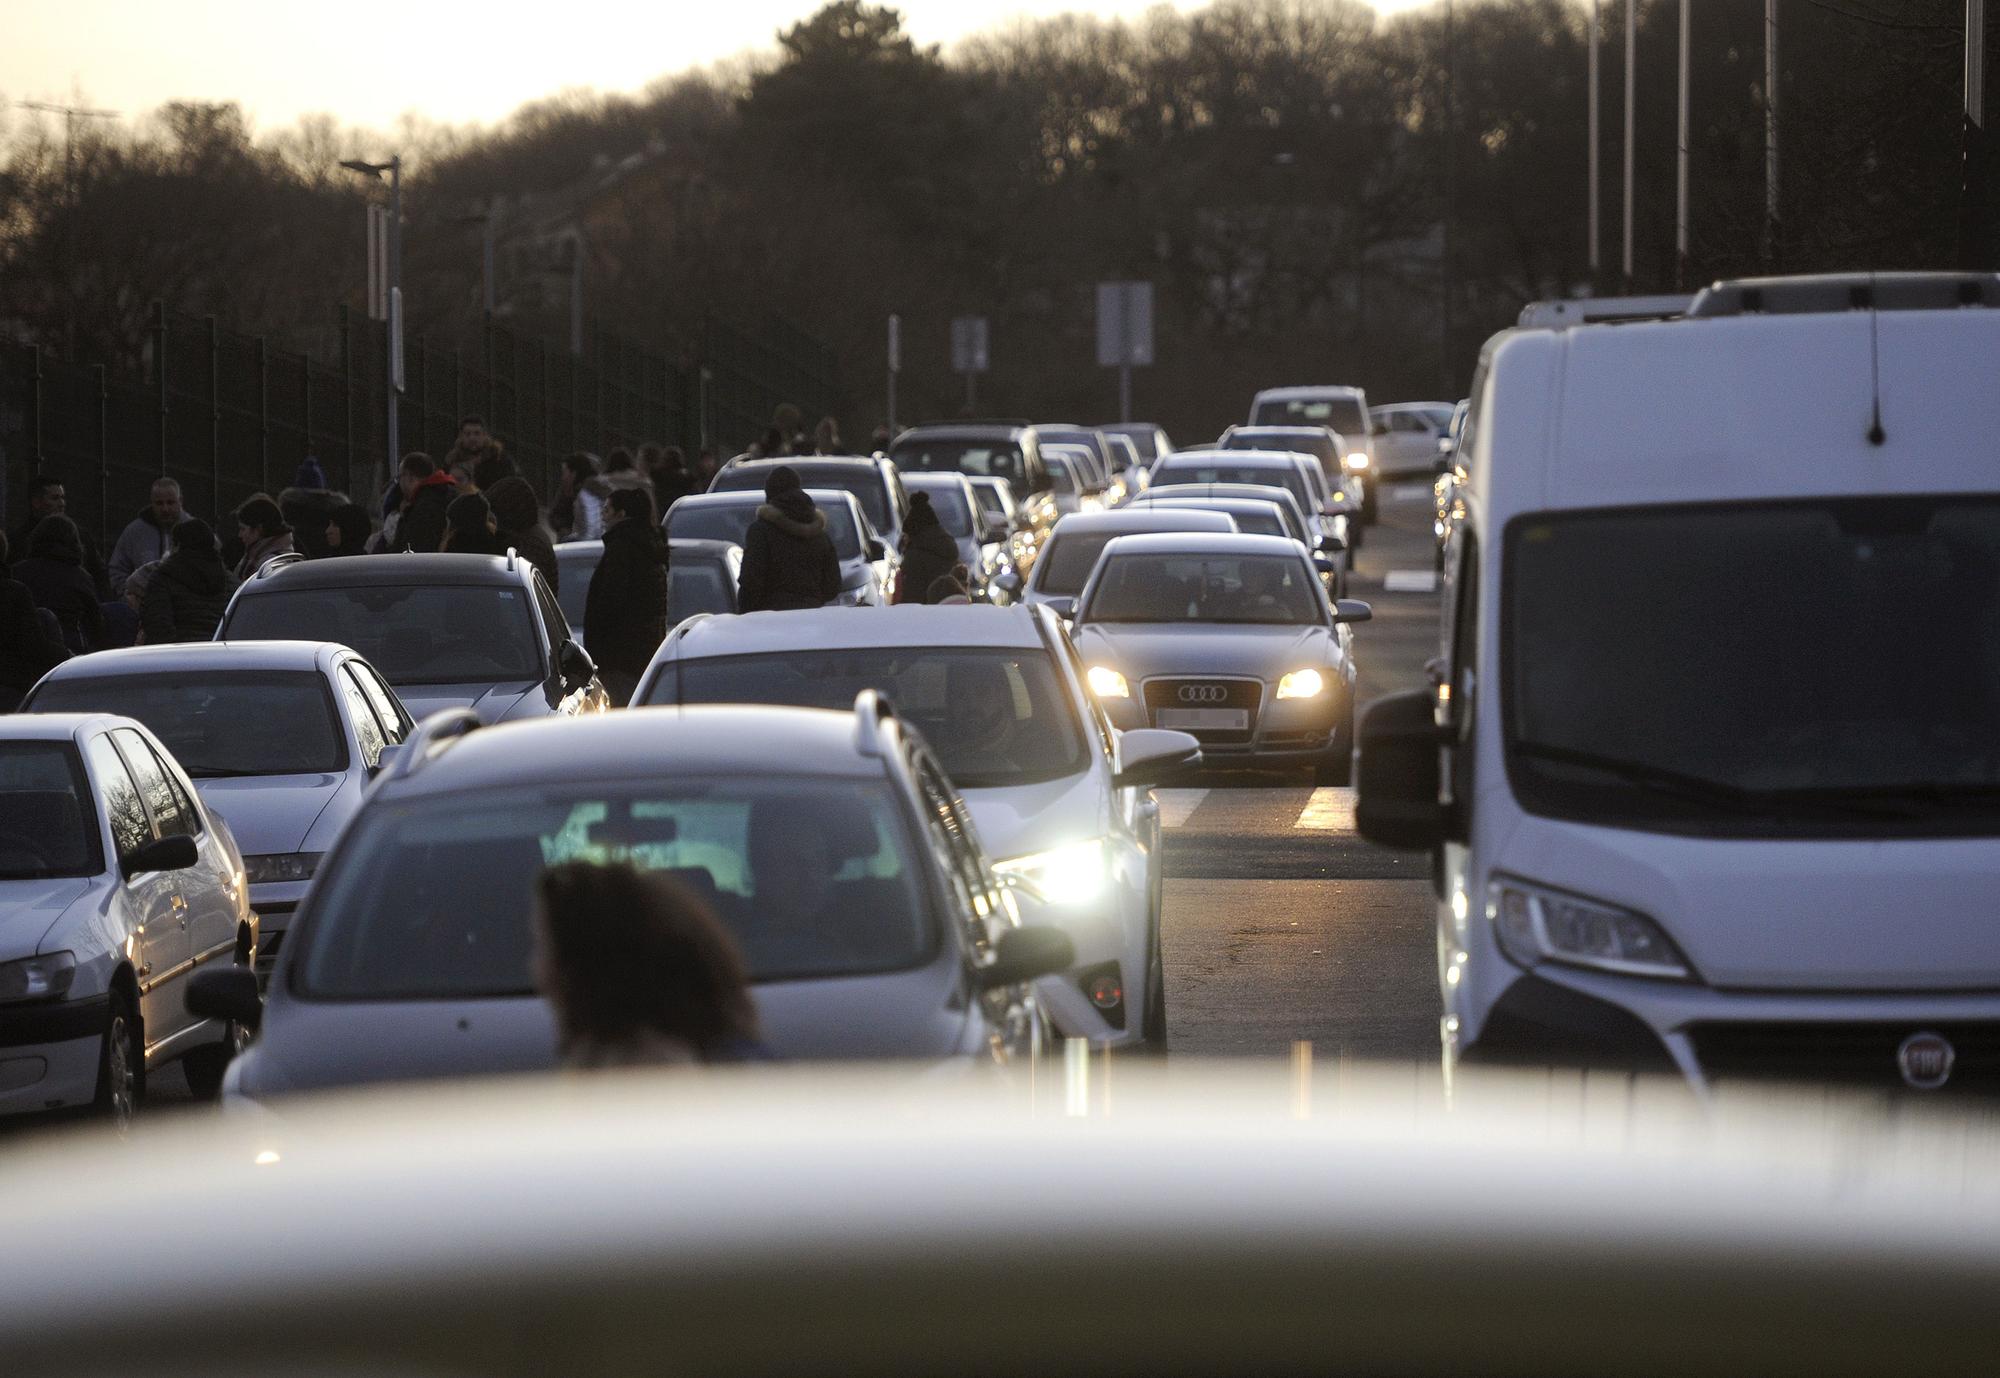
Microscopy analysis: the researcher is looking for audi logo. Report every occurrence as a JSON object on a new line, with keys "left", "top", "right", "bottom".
{"left": 1178, "top": 685, "right": 1230, "bottom": 704}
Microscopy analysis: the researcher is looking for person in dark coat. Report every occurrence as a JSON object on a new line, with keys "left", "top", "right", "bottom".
{"left": 650, "top": 446, "right": 697, "bottom": 512}
{"left": 442, "top": 492, "right": 511, "bottom": 556}
{"left": 12, "top": 476, "right": 109, "bottom": 598}
{"left": 894, "top": 492, "right": 957, "bottom": 606}
{"left": 486, "top": 476, "right": 559, "bottom": 591}
{"left": 584, "top": 487, "right": 669, "bottom": 706}
{"left": 142, "top": 520, "right": 236, "bottom": 644}
{"left": 390, "top": 453, "right": 458, "bottom": 554}
{"left": 737, "top": 466, "right": 841, "bottom": 613}
{"left": 232, "top": 495, "right": 296, "bottom": 580}
{"left": 0, "top": 531, "right": 69, "bottom": 710}
{"left": 320, "top": 504, "right": 373, "bottom": 557}
{"left": 14, "top": 515, "right": 106, "bottom": 653}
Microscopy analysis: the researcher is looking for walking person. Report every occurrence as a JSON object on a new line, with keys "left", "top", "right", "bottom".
{"left": 532, "top": 860, "right": 765, "bottom": 1069}
{"left": 0, "top": 532, "right": 69, "bottom": 710}
{"left": 583, "top": 487, "right": 669, "bottom": 706}
{"left": 107, "top": 478, "right": 184, "bottom": 594}
{"left": 736, "top": 466, "right": 840, "bottom": 613}
{"left": 14, "top": 515, "right": 106, "bottom": 653}
{"left": 553, "top": 452, "right": 600, "bottom": 540}
{"left": 486, "top": 476, "right": 560, "bottom": 591}
{"left": 441, "top": 492, "right": 511, "bottom": 556}
{"left": 141, "top": 519, "right": 236, "bottom": 644}
{"left": 232, "top": 496, "right": 295, "bottom": 580}
{"left": 650, "top": 446, "right": 696, "bottom": 512}
{"left": 390, "top": 453, "right": 458, "bottom": 553}
{"left": 894, "top": 492, "right": 957, "bottom": 605}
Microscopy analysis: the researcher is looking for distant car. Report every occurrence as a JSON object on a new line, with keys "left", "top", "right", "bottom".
{"left": 890, "top": 422, "right": 1061, "bottom": 557}
{"left": 665, "top": 489, "right": 890, "bottom": 607}
{"left": 1370, "top": 402, "right": 1458, "bottom": 479}
{"left": 899, "top": 472, "right": 995, "bottom": 598}
{"left": 1102, "top": 433, "right": 1148, "bottom": 490}
{"left": 200, "top": 698, "right": 1079, "bottom": 1102}
{"left": 215, "top": 553, "right": 608, "bottom": 723}
{"left": 1100, "top": 421, "right": 1173, "bottom": 464}
{"left": 0, "top": 713, "right": 254, "bottom": 1123}
{"left": 1021, "top": 509, "right": 1236, "bottom": 616}
{"left": 966, "top": 476, "right": 1039, "bottom": 602}
{"left": 1121, "top": 483, "right": 1317, "bottom": 550}
{"left": 1433, "top": 397, "right": 1472, "bottom": 569}
{"left": 1121, "top": 495, "right": 1294, "bottom": 542}
{"left": 635, "top": 605, "right": 1201, "bottom": 1047}
{"left": 1248, "top": 384, "right": 1374, "bottom": 446}
{"left": 1147, "top": 450, "right": 1351, "bottom": 576}
{"left": 709, "top": 456, "right": 911, "bottom": 560}
{"left": 1218, "top": 423, "right": 1372, "bottom": 526}
{"left": 20, "top": 640, "right": 412, "bottom": 981}
{"left": 555, "top": 538, "right": 744, "bottom": 647}
{"left": 1042, "top": 454, "right": 1096, "bottom": 518}
{"left": 1073, "top": 532, "right": 1371, "bottom": 785}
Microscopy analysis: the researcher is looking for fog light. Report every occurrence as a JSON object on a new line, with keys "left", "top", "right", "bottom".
{"left": 1087, "top": 974, "right": 1124, "bottom": 1010}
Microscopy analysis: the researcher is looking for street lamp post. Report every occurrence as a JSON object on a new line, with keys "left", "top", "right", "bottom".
{"left": 341, "top": 156, "right": 401, "bottom": 502}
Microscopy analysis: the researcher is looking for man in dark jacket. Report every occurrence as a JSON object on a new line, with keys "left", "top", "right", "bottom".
{"left": 107, "top": 478, "right": 184, "bottom": 594}
{"left": 584, "top": 487, "right": 669, "bottom": 706}
{"left": 442, "top": 492, "right": 511, "bottom": 556}
{"left": 390, "top": 453, "right": 459, "bottom": 554}
{"left": 737, "top": 467, "right": 841, "bottom": 613}
{"left": 15, "top": 515, "right": 106, "bottom": 652}
{"left": 895, "top": 492, "right": 958, "bottom": 605}
{"left": 486, "top": 475, "right": 560, "bottom": 591}
{"left": 142, "top": 519, "right": 237, "bottom": 644}
{"left": 0, "top": 531, "right": 68, "bottom": 710}
{"left": 12, "top": 476, "right": 109, "bottom": 598}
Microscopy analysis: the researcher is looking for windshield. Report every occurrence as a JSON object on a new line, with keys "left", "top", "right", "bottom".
{"left": 0, "top": 742, "right": 102, "bottom": 880}
{"left": 225, "top": 585, "right": 543, "bottom": 685}
{"left": 1047, "top": 462, "right": 1078, "bottom": 496}
{"left": 913, "top": 485, "right": 974, "bottom": 537}
{"left": 891, "top": 439, "right": 1029, "bottom": 498}
{"left": 1084, "top": 553, "right": 1324, "bottom": 626}
{"left": 1506, "top": 498, "right": 2000, "bottom": 836}
{"left": 30, "top": 671, "right": 347, "bottom": 778}
{"left": 1253, "top": 395, "right": 1367, "bottom": 434}
{"left": 713, "top": 464, "right": 891, "bottom": 531}
{"left": 660, "top": 648, "right": 1089, "bottom": 789}
{"left": 667, "top": 498, "right": 862, "bottom": 560}
{"left": 1152, "top": 462, "right": 1311, "bottom": 512}
{"left": 300, "top": 780, "right": 934, "bottom": 998}
{"left": 1157, "top": 503, "right": 1284, "bottom": 538}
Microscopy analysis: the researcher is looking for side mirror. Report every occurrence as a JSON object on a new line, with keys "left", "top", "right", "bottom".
{"left": 124, "top": 833, "right": 198, "bottom": 879}
{"left": 976, "top": 925, "right": 1076, "bottom": 990}
{"left": 558, "top": 639, "right": 597, "bottom": 690}
{"left": 866, "top": 537, "right": 887, "bottom": 562}
{"left": 372, "top": 743, "right": 403, "bottom": 777}
{"left": 1113, "top": 728, "right": 1202, "bottom": 789}
{"left": 1354, "top": 689, "right": 1447, "bottom": 849}
{"left": 1333, "top": 599, "right": 1373, "bottom": 624}
{"left": 186, "top": 964, "right": 262, "bottom": 1032}
{"left": 1043, "top": 596, "right": 1077, "bottom": 622}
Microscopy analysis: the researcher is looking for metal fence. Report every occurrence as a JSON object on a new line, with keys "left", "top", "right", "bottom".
{"left": 0, "top": 301, "right": 839, "bottom": 551}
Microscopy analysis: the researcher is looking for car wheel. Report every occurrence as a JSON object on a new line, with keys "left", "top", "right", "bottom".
{"left": 1315, "top": 715, "right": 1356, "bottom": 788}
{"left": 93, "top": 991, "right": 141, "bottom": 1130}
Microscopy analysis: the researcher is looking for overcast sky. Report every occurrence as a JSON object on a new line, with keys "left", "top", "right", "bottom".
{"left": 5, "top": 0, "right": 1435, "bottom": 133}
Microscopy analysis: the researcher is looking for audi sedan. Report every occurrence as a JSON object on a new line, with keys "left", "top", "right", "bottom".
{"left": 1072, "top": 533, "right": 1370, "bottom": 786}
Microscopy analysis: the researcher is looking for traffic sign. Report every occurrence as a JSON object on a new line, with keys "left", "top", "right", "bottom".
{"left": 1096, "top": 281, "right": 1154, "bottom": 368}
{"left": 951, "top": 315, "right": 990, "bottom": 374}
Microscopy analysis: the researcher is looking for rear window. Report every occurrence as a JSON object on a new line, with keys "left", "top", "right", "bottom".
{"left": 914, "top": 486, "right": 974, "bottom": 537}
{"left": 669, "top": 560, "right": 737, "bottom": 620}
{"left": 893, "top": 439, "right": 1028, "bottom": 496}
{"left": 224, "top": 585, "right": 543, "bottom": 685}
{"left": 1152, "top": 462, "right": 1311, "bottom": 511}
{"left": 0, "top": 742, "right": 102, "bottom": 880}
{"left": 29, "top": 671, "right": 347, "bottom": 778}
{"left": 712, "top": 465, "right": 891, "bottom": 532}
{"left": 1253, "top": 395, "right": 1368, "bottom": 434}
{"left": 669, "top": 497, "right": 863, "bottom": 559}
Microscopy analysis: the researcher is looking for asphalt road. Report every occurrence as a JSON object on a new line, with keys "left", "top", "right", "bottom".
{"left": 1158, "top": 482, "right": 1443, "bottom": 1061}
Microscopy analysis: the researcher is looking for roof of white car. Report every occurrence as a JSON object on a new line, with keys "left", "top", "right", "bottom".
{"left": 670, "top": 488, "right": 865, "bottom": 516}
{"left": 1048, "top": 510, "right": 1234, "bottom": 537}
{"left": 1225, "top": 425, "right": 1336, "bottom": 438}
{"left": 898, "top": 472, "right": 976, "bottom": 492}
{"left": 1097, "top": 532, "right": 1307, "bottom": 558}
{"left": 0, "top": 712, "right": 136, "bottom": 742}
{"left": 33, "top": 640, "right": 345, "bottom": 680}
{"left": 668, "top": 605, "right": 1048, "bottom": 659}
{"left": 1251, "top": 384, "right": 1365, "bottom": 400}
{"left": 1156, "top": 449, "right": 1311, "bottom": 471}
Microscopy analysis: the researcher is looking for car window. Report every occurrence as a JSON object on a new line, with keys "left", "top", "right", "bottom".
{"left": 556, "top": 549, "right": 599, "bottom": 628}
{"left": 224, "top": 585, "right": 544, "bottom": 685}
{"left": 1083, "top": 553, "right": 1325, "bottom": 626}
{"left": 0, "top": 741, "right": 105, "bottom": 879}
{"left": 339, "top": 668, "right": 389, "bottom": 769}
{"left": 668, "top": 559, "right": 737, "bottom": 621}
{"left": 669, "top": 497, "right": 863, "bottom": 560}
{"left": 85, "top": 735, "right": 152, "bottom": 865}
{"left": 1153, "top": 462, "right": 1310, "bottom": 511}
{"left": 531, "top": 572, "right": 569, "bottom": 655}
{"left": 113, "top": 728, "right": 193, "bottom": 839}
{"left": 911, "top": 753, "right": 990, "bottom": 950}
{"left": 29, "top": 670, "right": 349, "bottom": 778}
{"left": 351, "top": 663, "right": 412, "bottom": 742}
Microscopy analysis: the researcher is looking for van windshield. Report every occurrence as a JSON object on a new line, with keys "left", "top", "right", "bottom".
{"left": 1505, "top": 498, "right": 2000, "bottom": 837}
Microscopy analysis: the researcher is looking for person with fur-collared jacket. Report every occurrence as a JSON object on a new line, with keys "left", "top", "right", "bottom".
{"left": 736, "top": 466, "right": 840, "bottom": 613}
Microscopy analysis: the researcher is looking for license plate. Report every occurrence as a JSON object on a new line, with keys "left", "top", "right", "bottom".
{"left": 1157, "top": 708, "right": 1249, "bottom": 730}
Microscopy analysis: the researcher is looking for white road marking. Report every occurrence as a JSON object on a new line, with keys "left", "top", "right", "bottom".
{"left": 1293, "top": 787, "right": 1357, "bottom": 831}
{"left": 1382, "top": 569, "right": 1439, "bottom": 593}
{"left": 1389, "top": 483, "right": 1432, "bottom": 503}
{"left": 1155, "top": 789, "right": 1209, "bottom": 829}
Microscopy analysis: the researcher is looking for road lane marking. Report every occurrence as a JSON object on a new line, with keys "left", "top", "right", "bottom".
{"left": 1382, "top": 569, "right": 1438, "bottom": 593}
{"left": 1293, "top": 787, "right": 1357, "bottom": 831}
{"left": 1155, "top": 789, "right": 1209, "bottom": 828}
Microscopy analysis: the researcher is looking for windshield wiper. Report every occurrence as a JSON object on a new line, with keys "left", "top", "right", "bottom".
{"left": 1510, "top": 741, "right": 1913, "bottom": 820}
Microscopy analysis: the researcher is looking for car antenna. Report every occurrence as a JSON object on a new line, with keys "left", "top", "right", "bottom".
{"left": 1861, "top": 272, "right": 1886, "bottom": 447}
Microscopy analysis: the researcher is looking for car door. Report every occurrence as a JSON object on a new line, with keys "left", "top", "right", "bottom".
{"left": 128, "top": 732, "right": 241, "bottom": 989}
{"left": 84, "top": 732, "right": 191, "bottom": 1050}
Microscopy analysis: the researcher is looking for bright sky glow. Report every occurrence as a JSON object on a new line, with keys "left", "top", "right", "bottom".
{"left": 4, "top": 0, "right": 1437, "bottom": 134}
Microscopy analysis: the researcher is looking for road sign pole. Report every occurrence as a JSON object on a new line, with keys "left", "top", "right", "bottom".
{"left": 886, "top": 313, "right": 900, "bottom": 434}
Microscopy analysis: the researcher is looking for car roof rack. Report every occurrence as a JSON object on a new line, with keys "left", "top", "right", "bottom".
{"left": 256, "top": 551, "right": 309, "bottom": 579}
{"left": 1686, "top": 271, "right": 2000, "bottom": 317}
{"left": 381, "top": 708, "right": 481, "bottom": 785}
{"left": 852, "top": 689, "right": 897, "bottom": 759}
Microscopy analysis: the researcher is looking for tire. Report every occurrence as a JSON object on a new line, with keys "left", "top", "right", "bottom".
{"left": 1141, "top": 928, "right": 1168, "bottom": 1052}
{"left": 1314, "top": 716, "right": 1356, "bottom": 788}
{"left": 93, "top": 991, "right": 141, "bottom": 1130}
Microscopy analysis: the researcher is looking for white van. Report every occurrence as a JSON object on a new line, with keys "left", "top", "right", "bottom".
{"left": 1356, "top": 272, "right": 2000, "bottom": 1095}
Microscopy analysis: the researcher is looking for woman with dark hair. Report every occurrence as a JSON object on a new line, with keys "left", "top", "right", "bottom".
{"left": 441, "top": 492, "right": 510, "bottom": 556}
{"left": 14, "top": 514, "right": 105, "bottom": 652}
{"left": 894, "top": 492, "right": 957, "bottom": 605}
{"left": 320, "top": 503, "right": 373, "bottom": 557}
{"left": 650, "top": 445, "right": 696, "bottom": 511}
{"left": 485, "top": 475, "right": 559, "bottom": 591}
{"left": 584, "top": 486, "right": 669, "bottom": 706}
{"left": 553, "top": 452, "right": 599, "bottom": 540}
{"left": 142, "top": 519, "right": 236, "bottom": 643}
{"left": 532, "top": 860, "right": 763, "bottom": 1067}
{"left": 233, "top": 495, "right": 295, "bottom": 580}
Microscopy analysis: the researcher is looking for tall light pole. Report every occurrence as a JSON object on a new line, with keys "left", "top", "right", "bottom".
{"left": 1963, "top": 0, "right": 1991, "bottom": 268}
{"left": 1623, "top": 0, "right": 1637, "bottom": 288}
{"left": 341, "top": 156, "right": 401, "bottom": 501}
{"left": 1589, "top": 1, "right": 1602, "bottom": 285}
{"left": 1676, "top": 0, "right": 1691, "bottom": 289}
{"left": 1765, "top": 0, "right": 1780, "bottom": 264}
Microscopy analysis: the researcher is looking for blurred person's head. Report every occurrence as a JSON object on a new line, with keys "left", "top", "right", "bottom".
{"left": 471, "top": 445, "right": 516, "bottom": 493}
{"left": 171, "top": 518, "right": 219, "bottom": 559}
{"left": 444, "top": 492, "right": 496, "bottom": 546}
{"left": 604, "top": 448, "right": 637, "bottom": 476}
{"left": 813, "top": 416, "right": 840, "bottom": 454}
{"left": 27, "top": 513, "right": 84, "bottom": 563}
{"left": 398, "top": 452, "right": 436, "bottom": 498}
{"left": 26, "top": 476, "right": 66, "bottom": 521}
{"left": 234, "top": 495, "right": 287, "bottom": 546}
{"left": 657, "top": 445, "right": 687, "bottom": 478}
{"left": 149, "top": 478, "right": 184, "bottom": 527}
{"left": 449, "top": 459, "right": 478, "bottom": 495}
{"left": 484, "top": 475, "right": 541, "bottom": 535}
{"left": 323, "top": 504, "right": 371, "bottom": 554}
{"left": 952, "top": 663, "right": 1015, "bottom": 749}
{"left": 604, "top": 485, "right": 655, "bottom": 531}
{"left": 560, "top": 452, "right": 598, "bottom": 496}
{"left": 456, "top": 415, "right": 489, "bottom": 452}
{"left": 123, "top": 561, "right": 159, "bottom": 609}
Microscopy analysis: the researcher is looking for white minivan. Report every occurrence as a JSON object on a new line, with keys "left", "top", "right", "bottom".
{"left": 1356, "top": 271, "right": 2000, "bottom": 1096}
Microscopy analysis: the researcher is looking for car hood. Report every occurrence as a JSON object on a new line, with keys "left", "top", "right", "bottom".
{"left": 962, "top": 771, "right": 1104, "bottom": 864}
{"left": 0, "top": 877, "right": 93, "bottom": 956}
{"left": 194, "top": 775, "right": 345, "bottom": 857}
{"left": 1075, "top": 622, "right": 1335, "bottom": 683}
{"left": 393, "top": 681, "right": 542, "bottom": 724}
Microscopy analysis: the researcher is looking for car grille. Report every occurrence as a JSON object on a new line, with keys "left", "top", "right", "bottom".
{"left": 1142, "top": 678, "right": 1262, "bottom": 744}
{"left": 1689, "top": 1021, "right": 2000, "bottom": 1095}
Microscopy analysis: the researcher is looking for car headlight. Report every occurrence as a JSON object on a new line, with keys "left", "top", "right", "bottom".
{"left": 0, "top": 951, "right": 77, "bottom": 1004}
{"left": 1086, "top": 665, "right": 1130, "bottom": 699}
{"left": 1489, "top": 876, "right": 1691, "bottom": 980}
{"left": 993, "top": 839, "right": 1107, "bottom": 907}
{"left": 1344, "top": 452, "right": 1370, "bottom": 472}
{"left": 241, "top": 853, "right": 324, "bottom": 885}
{"left": 1275, "top": 668, "right": 1326, "bottom": 700}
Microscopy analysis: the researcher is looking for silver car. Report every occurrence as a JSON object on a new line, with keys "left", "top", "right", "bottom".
{"left": 20, "top": 640, "right": 412, "bottom": 980}
{"left": 1147, "top": 449, "right": 1352, "bottom": 570}
{"left": 1073, "top": 532, "right": 1371, "bottom": 786}
{"left": 1021, "top": 509, "right": 1235, "bottom": 617}
{"left": 899, "top": 472, "right": 994, "bottom": 598}
{"left": 555, "top": 537, "right": 743, "bottom": 647}
{"left": 665, "top": 489, "right": 891, "bottom": 607}
{"left": 198, "top": 700, "right": 1077, "bottom": 1100}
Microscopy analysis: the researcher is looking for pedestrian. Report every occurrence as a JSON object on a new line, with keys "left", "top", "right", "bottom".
{"left": 107, "top": 477, "right": 184, "bottom": 594}
{"left": 553, "top": 452, "right": 600, "bottom": 540}
{"left": 869, "top": 425, "right": 893, "bottom": 455}
{"left": 532, "top": 860, "right": 764, "bottom": 1069}
{"left": 97, "top": 562, "right": 156, "bottom": 649}
{"left": 584, "top": 487, "right": 668, "bottom": 706}
{"left": 293, "top": 455, "right": 329, "bottom": 491}
{"left": 232, "top": 495, "right": 296, "bottom": 580}
{"left": 926, "top": 565, "right": 972, "bottom": 605}
{"left": 894, "top": 492, "right": 957, "bottom": 605}
{"left": 321, "top": 504, "right": 373, "bottom": 557}
{"left": 441, "top": 492, "right": 511, "bottom": 556}
{"left": 0, "top": 531, "right": 69, "bottom": 710}
{"left": 486, "top": 476, "right": 559, "bottom": 591}
{"left": 813, "top": 416, "right": 841, "bottom": 455}
{"left": 575, "top": 450, "right": 655, "bottom": 544}
{"left": 649, "top": 445, "right": 696, "bottom": 512}
{"left": 141, "top": 519, "right": 236, "bottom": 644}
{"left": 737, "top": 466, "right": 841, "bottom": 613}
{"left": 14, "top": 515, "right": 106, "bottom": 653}
{"left": 472, "top": 442, "right": 517, "bottom": 494}
{"left": 11, "top": 475, "right": 109, "bottom": 599}
{"left": 442, "top": 414, "right": 496, "bottom": 481}
{"left": 390, "top": 453, "right": 459, "bottom": 553}
{"left": 750, "top": 425, "right": 787, "bottom": 460}
{"left": 694, "top": 448, "right": 720, "bottom": 487}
